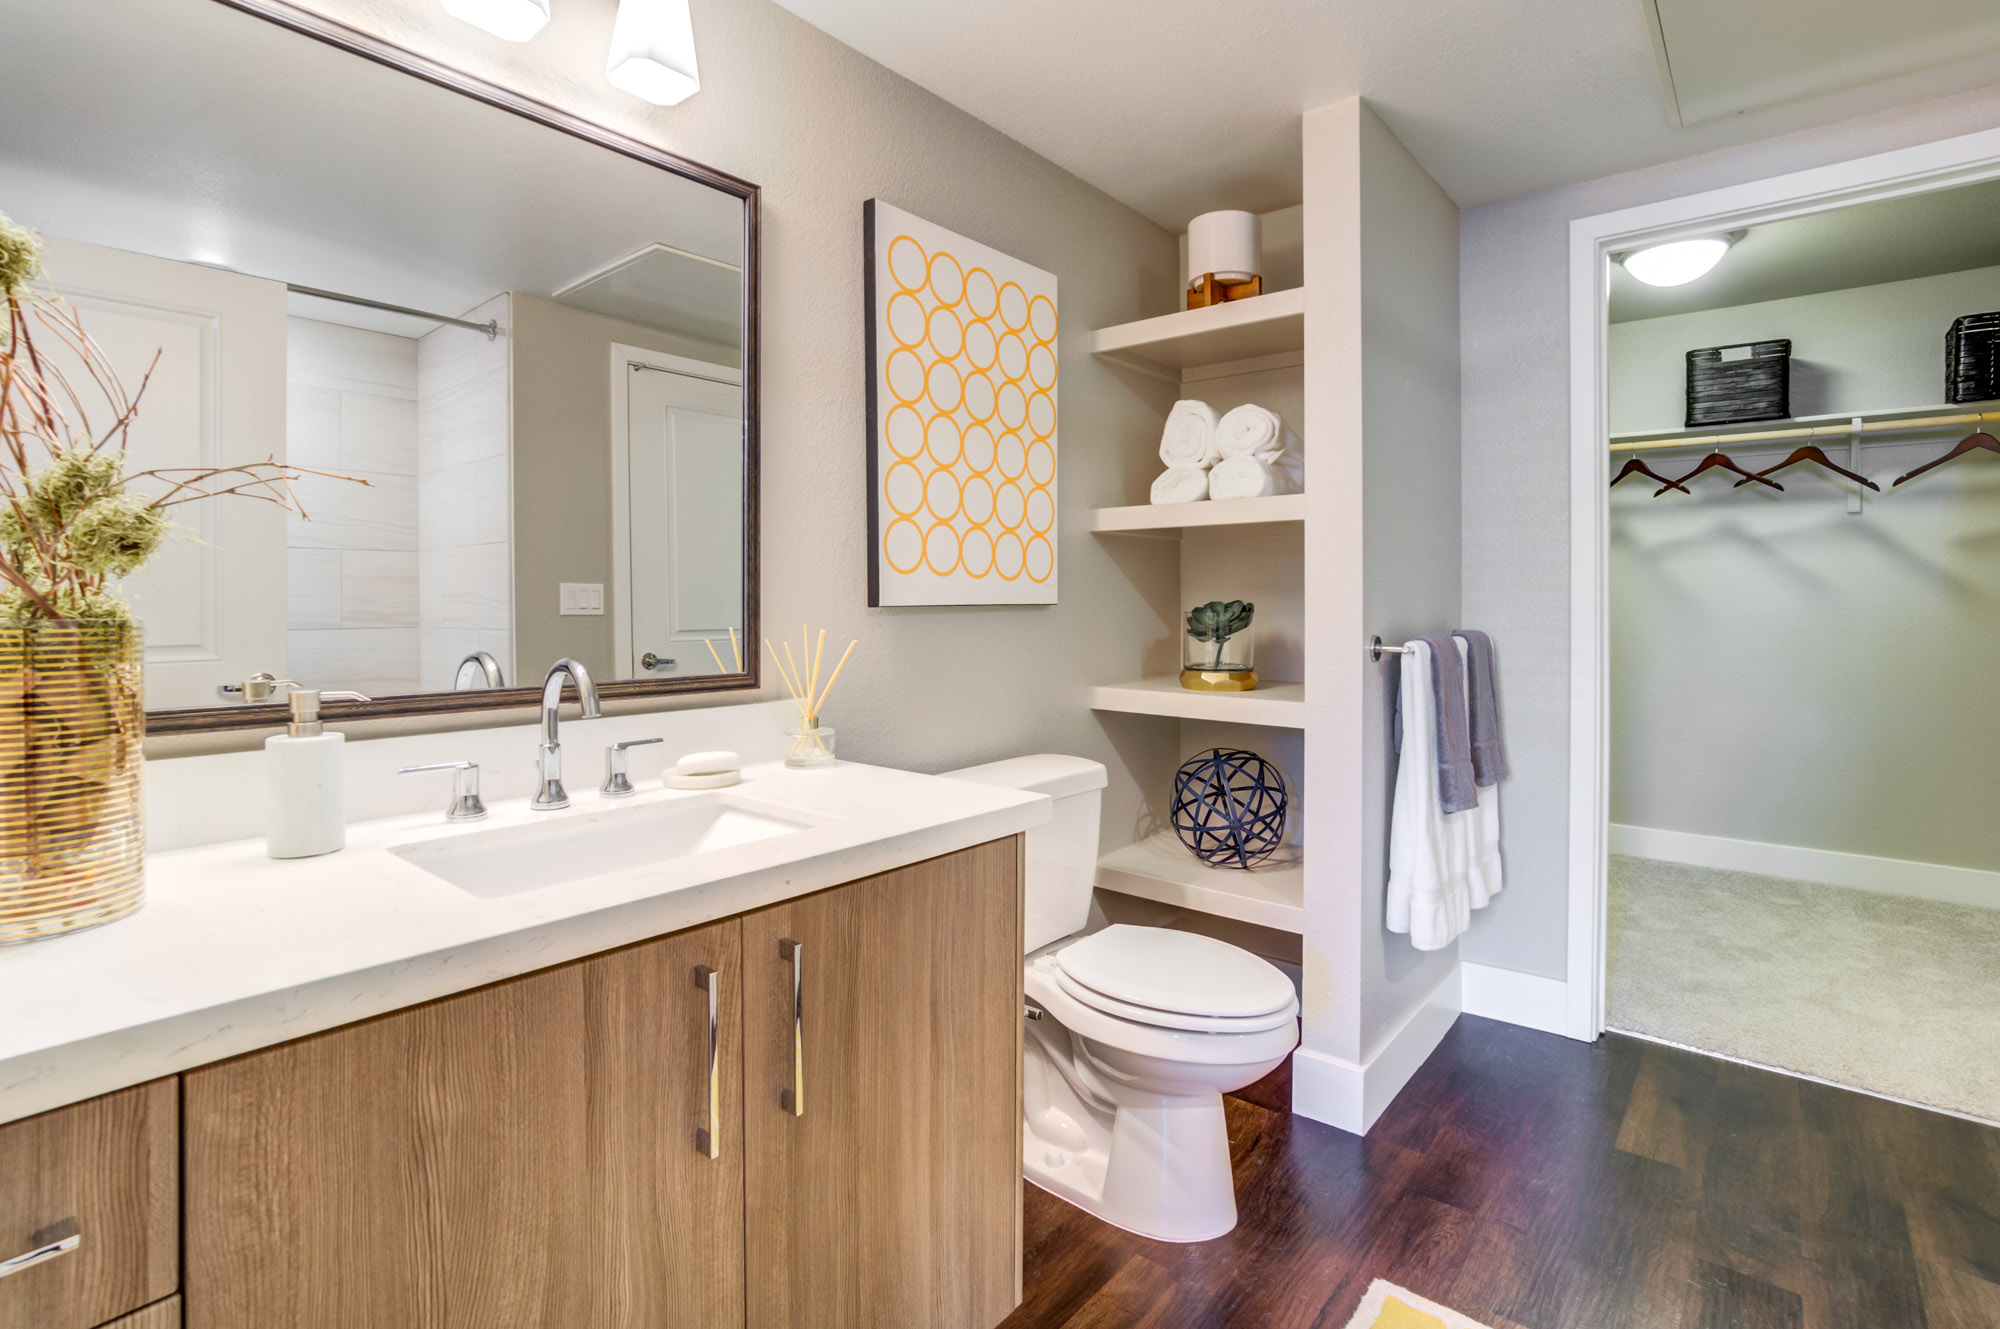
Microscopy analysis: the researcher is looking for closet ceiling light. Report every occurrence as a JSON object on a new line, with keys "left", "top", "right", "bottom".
{"left": 1618, "top": 236, "right": 1734, "bottom": 287}
{"left": 607, "top": 0, "right": 701, "bottom": 105}
{"left": 440, "top": 0, "right": 550, "bottom": 42}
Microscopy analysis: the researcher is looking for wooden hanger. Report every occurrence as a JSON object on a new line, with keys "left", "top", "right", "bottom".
{"left": 1659, "top": 451, "right": 1781, "bottom": 496}
{"left": 1893, "top": 430, "right": 2000, "bottom": 487}
{"left": 1734, "top": 444, "right": 1879, "bottom": 491}
{"left": 1611, "top": 456, "right": 1690, "bottom": 495}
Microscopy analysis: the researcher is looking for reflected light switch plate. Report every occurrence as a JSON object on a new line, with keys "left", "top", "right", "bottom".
{"left": 559, "top": 583, "right": 605, "bottom": 616}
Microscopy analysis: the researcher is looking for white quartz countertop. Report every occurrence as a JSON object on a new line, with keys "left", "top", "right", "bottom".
{"left": 0, "top": 760, "right": 1048, "bottom": 1125}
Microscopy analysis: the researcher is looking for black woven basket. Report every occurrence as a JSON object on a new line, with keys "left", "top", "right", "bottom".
{"left": 1946, "top": 312, "right": 2000, "bottom": 405}
{"left": 1685, "top": 339, "right": 1790, "bottom": 428}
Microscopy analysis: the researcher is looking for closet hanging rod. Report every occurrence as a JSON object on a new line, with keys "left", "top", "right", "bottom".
{"left": 1609, "top": 408, "right": 2000, "bottom": 454}
{"left": 285, "top": 283, "right": 498, "bottom": 341}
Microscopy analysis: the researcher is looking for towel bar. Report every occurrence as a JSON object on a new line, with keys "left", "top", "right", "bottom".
{"left": 1369, "top": 636, "right": 1415, "bottom": 662}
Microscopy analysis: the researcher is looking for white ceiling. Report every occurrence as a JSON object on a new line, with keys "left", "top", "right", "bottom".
{"left": 1609, "top": 175, "right": 2000, "bottom": 322}
{"left": 771, "top": 0, "right": 2000, "bottom": 227}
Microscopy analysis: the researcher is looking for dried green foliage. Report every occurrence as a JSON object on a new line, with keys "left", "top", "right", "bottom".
{"left": 0, "top": 207, "right": 364, "bottom": 625}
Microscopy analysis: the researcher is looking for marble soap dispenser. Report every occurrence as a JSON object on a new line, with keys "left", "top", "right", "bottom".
{"left": 266, "top": 690, "right": 359, "bottom": 859}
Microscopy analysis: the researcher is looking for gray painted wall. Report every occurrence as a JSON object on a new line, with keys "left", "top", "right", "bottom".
{"left": 162, "top": 0, "right": 1188, "bottom": 856}
{"left": 1609, "top": 265, "right": 2000, "bottom": 872}
{"left": 1460, "top": 81, "right": 2000, "bottom": 980}
{"left": 1303, "top": 100, "right": 1461, "bottom": 1069}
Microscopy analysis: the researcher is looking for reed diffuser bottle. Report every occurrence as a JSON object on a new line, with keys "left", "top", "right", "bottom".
{"left": 766, "top": 626, "right": 856, "bottom": 768}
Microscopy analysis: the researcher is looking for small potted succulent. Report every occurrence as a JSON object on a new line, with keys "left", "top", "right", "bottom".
{"left": 0, "top": 211, "right": 353, "bottom": 942}
{"left": 1180, "top": 599, "right": 1257, "bottom": 692}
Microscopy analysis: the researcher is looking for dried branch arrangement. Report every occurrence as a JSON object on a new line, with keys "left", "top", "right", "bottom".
{"left": 0, "top": 210, "right": 362, "bottom": 625}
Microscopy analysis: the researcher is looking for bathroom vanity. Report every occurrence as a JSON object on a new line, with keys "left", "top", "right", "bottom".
{"left": 0, "top": 755, "right": 1045, "bottom": 1329}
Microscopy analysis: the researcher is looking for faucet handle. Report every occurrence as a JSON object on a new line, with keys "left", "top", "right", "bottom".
{"left": 601, "top": 738, "right": 663, "bottom": 799}
{"left": 399, "top": 761, "right": 487, "bottom": 822}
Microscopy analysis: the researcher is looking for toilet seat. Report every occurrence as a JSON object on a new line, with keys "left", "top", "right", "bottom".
{"left": 1024, "top": 964, "right": 1300, "bottom": 1067}
{"left": 1052, "top": 967, "right": 1297, "bottom": 1034}
{"left": 1053, "top": 925, "right": 1295, "bottom": 1020}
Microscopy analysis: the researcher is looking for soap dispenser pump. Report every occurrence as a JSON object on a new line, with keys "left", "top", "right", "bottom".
{"left": 264, "top": 687, "right": 366, "bottom": 859}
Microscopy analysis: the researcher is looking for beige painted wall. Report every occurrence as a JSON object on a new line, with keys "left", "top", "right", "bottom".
{"left": 1459, "top": 80, "right": 2000, "bottom": 981}
{"left": 508, "top": 292, "right": 738, "bottom": 679}
{"left": 167, "top": 0, "right": 1188, "bottom": 851}
{"left": 1609, "top": 265, "right": 2000, "bottom": 872}
{"left": 1303, "top": 99, "right": 1462, "bottom": 1069}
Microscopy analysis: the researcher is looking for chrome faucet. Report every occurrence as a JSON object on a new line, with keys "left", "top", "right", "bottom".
{"left": 533, "top": 657, "right": 602, "bottom": 810}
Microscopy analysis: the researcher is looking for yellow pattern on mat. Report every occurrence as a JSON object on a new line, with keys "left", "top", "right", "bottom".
{"left": 1342, "top": 1279, "right": 1494, "bottom": 1329}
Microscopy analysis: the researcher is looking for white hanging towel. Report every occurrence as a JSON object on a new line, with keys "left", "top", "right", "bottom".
{"left": 1159, "top": 399, "right": 1221, "bottom": 469}
{"left": 1149, "top": 465, "right": 1211, "bottom": 505}
{"left": 1386, "top": 639, "right": 1503, "bottom": 951}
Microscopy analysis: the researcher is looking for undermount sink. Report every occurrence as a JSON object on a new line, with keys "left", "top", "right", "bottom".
{"left": 390, "top": 792, "right": 823, "bottom": 899}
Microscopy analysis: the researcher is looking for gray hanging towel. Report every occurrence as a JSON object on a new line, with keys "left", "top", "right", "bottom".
{"left": 1452, "top": 628, "right": 1509, "bottom": 786}
{"left": 1414, "top": 633, "right": 1478, "bottom": 814}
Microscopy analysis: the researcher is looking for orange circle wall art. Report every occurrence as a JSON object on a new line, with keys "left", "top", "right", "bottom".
{"left": 866, "top": 200, "right": 1057, "bottom": 606}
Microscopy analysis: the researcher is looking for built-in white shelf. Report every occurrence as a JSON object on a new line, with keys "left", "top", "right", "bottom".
{"left": 1089, "top": 287, "right": 1306, "bottom": 375}
{"left": 1090, "top": 493, "right": 1306, "bottom": 534}
{"left": 1088, "top": 677, "right": 1304, "bottom": 727}
{"left": 1097, "top": 831, "right": 1304, "bottom": 935}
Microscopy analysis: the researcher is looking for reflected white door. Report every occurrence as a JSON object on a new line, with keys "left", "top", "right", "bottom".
{"left": 33, "top": 237, "right": 289, "bottom": 710}
{"left": 617, "top": 353, "right": 743, "bottom": 679}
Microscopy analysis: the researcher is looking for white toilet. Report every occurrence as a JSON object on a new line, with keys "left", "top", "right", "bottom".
{"left": 945, "top": 754, "right": 1299, "bottom": 1243}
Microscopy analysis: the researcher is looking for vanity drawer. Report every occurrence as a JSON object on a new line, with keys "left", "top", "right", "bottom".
{"left": 0, "top": 1079, "right": 179, "bottom": 1329}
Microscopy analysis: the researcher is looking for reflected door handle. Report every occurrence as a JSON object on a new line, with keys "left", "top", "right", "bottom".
{"left": 641, "top": 653, "right": 676, "bottom": 671}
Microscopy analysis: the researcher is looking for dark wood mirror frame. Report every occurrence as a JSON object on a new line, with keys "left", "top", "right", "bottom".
{"left": 146, "top": 0, "right": 760, "bottom": 735}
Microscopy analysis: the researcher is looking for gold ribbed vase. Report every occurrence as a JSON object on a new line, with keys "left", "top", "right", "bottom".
{"left": 0, "top": 620, "right": 145, "bottom": 944}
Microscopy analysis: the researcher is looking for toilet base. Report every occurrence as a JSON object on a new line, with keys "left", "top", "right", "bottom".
{"left": 1023, "top": 1082, "right": 1238, "bottom": 1243}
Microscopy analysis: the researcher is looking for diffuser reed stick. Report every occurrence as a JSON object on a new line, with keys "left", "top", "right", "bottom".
{"left": 701, "top": 627, "right": 745, "bottom": 675}
{"left": 763, "top": 626, "right": 855, "bottom": 765}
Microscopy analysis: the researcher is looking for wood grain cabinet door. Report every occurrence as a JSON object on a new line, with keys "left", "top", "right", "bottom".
{"left": 183, "top": 919, "right": 744, "bottom": 1329}
{"left": 742, "top": 838, "right": 1023, "bottom": 1329}
{"left": 0, "top": 1079, "right": 178, "bottom": 1329}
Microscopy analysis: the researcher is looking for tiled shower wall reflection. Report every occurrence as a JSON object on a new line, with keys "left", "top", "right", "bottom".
{"left": 285, "top": 316, "right": 422, "bottom": 695}
{"left": 417, "top": 295, "right": 513, "bottom": 692}
{"left": 283, "top": 298, "right": 513, "bottom": 697}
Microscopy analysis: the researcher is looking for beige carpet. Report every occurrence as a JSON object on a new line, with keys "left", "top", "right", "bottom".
{"left": 1607, "top": 854, "right": 2000, "bottom": 1122}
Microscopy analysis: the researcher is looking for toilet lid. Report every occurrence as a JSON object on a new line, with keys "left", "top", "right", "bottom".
{"left": 1052, "top": 968, "right": 1297, "bottom": 1033}
{"left": 1054, "top": 925, "right": 1295, "bottom": 1020}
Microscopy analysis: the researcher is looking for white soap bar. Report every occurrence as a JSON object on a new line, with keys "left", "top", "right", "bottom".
{"left": 676, "top": 749, "right": 741, "bottom": 776}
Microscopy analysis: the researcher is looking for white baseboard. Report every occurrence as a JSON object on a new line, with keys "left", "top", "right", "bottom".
{"left": 1291, "top": 965, "right": 1461, "bottom": 1135}
{"left": 1460, "top": 962, "right": 1569, "bottom": 1036}
{"left": 1611, "top": 824, "right": 2000, "bottom": 911}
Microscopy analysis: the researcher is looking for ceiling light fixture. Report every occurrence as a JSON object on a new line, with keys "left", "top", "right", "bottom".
{"left": 440, "top": 0, "right": 550, "bottom": 42}
{"left": 1617, "top": 234, "right": 1738, "bottom": 287}
{"left": 606, "top": 0, "right": 700, "bottom": 105}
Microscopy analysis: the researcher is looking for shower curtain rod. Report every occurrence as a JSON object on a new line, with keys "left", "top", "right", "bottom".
{"left": 1609, "top": 407, "right": 2000, "bottom": 453}
{"left": 286, "top": 283, "right": 498, "bottom": 341}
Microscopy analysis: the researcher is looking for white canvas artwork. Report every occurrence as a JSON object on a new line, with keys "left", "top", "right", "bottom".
{"left": 864, "top": 200, "right": 1057, "bottom": 606}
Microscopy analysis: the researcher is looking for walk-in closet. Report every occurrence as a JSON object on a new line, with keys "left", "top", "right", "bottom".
{"left": 1605, "top": 176, "right": 2000, "bottom": 1123}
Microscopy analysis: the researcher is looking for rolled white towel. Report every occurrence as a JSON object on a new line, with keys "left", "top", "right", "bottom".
{"left": 1150, "top": 465, "right": 1211, "bottom": 505}
{"left": 1209, "top": 454, "right": 1300, "bottom": 500}
{"left": 1159, "top": 399, "right": 1220, "bottom": 469}
{"left": 1216, "top": 404, "right": 1295, "bottom": 463}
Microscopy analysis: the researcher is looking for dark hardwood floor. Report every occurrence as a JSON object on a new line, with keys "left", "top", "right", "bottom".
{"left": 1000, "top": 1016, "right": 2000, "bottom": 1329}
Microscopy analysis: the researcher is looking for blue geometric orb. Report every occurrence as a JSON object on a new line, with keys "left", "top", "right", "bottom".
{"left": 1169, "top": 748, "right": 1289, "bottom": 870}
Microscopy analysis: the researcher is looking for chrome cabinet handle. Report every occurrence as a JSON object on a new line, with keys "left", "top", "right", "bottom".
{"left": 779, "top": 938, "right": 804, "bottom": 1117}
{"left": 1, "top": 1218, "right": 81, "bottom": 1279}
{"left": 695, "top": 964, "right": 720, "bottom": 1159}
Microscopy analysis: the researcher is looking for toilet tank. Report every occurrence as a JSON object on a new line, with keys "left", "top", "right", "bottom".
{"left": 942, "top": 755, "right": 1107, "bottom": 953}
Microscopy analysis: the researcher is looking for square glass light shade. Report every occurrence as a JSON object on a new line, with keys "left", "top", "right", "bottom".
{"left": 440, "top": 0, "right": 550, "bottom": 42}
{"left": 607, "top": 0, "right": 700, "bottom": 105}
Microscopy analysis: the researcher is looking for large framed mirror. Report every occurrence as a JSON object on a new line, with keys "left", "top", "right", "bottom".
{"left": 0, "top": 0, "right": 759, "bottom": 734}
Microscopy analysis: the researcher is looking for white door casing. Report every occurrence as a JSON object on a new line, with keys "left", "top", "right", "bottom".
{"left": 33, "top": 236, "right": 289, "bottom": 711}
{"left": 1565, "top": 125, "right": 2000, "bottom": 1042}
{"left": 608, "top": 344, "right": 743, "bottom": 681}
